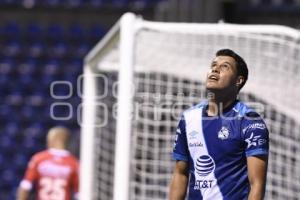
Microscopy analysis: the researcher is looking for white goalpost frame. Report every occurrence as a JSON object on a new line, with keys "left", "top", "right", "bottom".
{"left": 79, "top": 66, "right": 97, "bottom": 200}
{"left": 113, "top": 13, "right": 138, "bottom": 200}
{"left": 80, "top": 13, "right": 140, "bottom": 200}
{"left": 80, "top": 12, "right": 300, "bottom": 200}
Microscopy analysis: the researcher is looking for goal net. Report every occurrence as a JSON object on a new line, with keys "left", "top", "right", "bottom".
{"left": 80, "top": 13, "right": 300, "bottom": 200}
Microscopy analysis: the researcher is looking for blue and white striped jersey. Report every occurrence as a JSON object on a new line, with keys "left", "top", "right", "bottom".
{"left": 173, "top": 100, "right": 269, "bottom": 200}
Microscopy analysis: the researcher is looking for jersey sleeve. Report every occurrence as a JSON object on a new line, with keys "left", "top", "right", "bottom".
{"left": 71, "top": 159, "right": 80, "bottom": 194}
{"left": 172, "top": 115, "right": 189, "bottom": 161}
{"left": 242, "top": 112, "right": 269, "bottom": 157}
{"left": 24, "top": 155, "right": 39, "bottom": 181}
{"left": 20, "top": 154, "right": 39, "bottom": 190}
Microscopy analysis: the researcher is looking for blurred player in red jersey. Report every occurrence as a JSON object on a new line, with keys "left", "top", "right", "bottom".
{"left": 17, "top": 126, "right": 79, "bottom": 200}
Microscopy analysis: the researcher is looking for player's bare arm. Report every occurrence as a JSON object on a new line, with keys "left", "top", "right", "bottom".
{"left": 247, "top": 155, "right": 268, "bottom": 200}
{"left": 17, "top": 188, "right": 29, "bottom": 200}
{"left": 169, "top": 161, "right": 189, "bottom": 200}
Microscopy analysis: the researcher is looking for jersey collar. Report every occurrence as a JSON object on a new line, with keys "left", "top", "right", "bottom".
{"left": 48, "top": 148, "right": 70, "bottom": 156}
{"left": 202, "top": 99, "right": 239, "bottom": 117}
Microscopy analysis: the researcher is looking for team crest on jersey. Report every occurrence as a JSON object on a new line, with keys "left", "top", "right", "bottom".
{"left": 218, "top": 126, "right": 229, "bottom": 140}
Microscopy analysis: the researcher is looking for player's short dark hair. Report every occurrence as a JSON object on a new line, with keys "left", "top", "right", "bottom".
{"left": 216, "top": 49, "right": 248, "bottom": 90}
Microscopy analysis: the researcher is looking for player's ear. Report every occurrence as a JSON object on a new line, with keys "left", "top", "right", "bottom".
{"left": 236, "top": 76, "right": 244, "bottom": 88}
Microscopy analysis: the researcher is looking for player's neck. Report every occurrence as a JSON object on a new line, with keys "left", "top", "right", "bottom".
{"left": 48, "top": 144, "right": 66, "bottom": 150}
{"left": 206, "top": 92, "right": 237, "bottom": 116}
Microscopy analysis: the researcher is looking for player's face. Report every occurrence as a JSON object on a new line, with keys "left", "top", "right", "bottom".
{"left": 206, "top": 55, "right": 238, "bottom": 91}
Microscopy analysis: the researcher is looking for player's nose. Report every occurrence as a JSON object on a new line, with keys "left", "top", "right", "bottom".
{"left": 211, "top": 65, "right": 220, "bottom": 73}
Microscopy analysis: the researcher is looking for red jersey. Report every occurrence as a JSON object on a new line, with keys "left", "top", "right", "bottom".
{"left": 20, "top": 149, "right": 79, "bottom": 200}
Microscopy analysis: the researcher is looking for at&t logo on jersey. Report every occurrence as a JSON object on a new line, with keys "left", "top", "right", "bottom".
{"left": 194, "top": 155, "right": 215, "bottom": 190}
{"left": 195, "top": 155, "right": 215, "bottom": 176}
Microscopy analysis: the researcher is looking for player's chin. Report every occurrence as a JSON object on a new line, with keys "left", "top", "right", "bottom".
{"left": 206, "top": 82, "right": 221, "bottom": 90}
{"left": 206, "top": 83, "right": 225, "bottom": 95}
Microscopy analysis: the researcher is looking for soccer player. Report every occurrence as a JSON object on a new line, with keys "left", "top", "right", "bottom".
{"left": 169, "top": 49, "right": 269, "bottom": 200}
{"left": 17, "top": 126, "right": 79, "bottom": 200}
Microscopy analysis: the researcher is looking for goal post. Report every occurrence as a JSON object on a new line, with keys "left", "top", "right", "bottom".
{"left": 113, "top": 13, "right": 136, "bottom": 200}
{"left": 79, "top": 66, "right": 96, "bottom": 200}
{"left": 80, "top": 12, "right": 300, "bottom": 200}
{"left": 80, "top": 13, "right": 140, "bottom": 200}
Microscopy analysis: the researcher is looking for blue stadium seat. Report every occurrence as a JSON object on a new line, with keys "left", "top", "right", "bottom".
{"left": 0, "top": 75, "right": 9, "bottom": 89}
{"left": 0, "top": 154, "right": 6, "bottom": 170}
{"left": 22, "top": 136, "right": 43, "bottom": 155}
{"left": 1, "top": 168, "right": 18, "bottom": 189}
{"left": 39, "top": 60, "right": 62, "bottom": 87}
{"left": 20, "top": 105, "right": 36, "bottom": 122}
{"left": 0, "top": 0, "right": 164, "bottom": 7}
{"left": 0, "top": 191, "right": 9, "bottom": 200}
{"left": 42, "top": 75, "right": 59, "bottom": 87}
{"left": 43, "top": 59, "right": 61, "bottom": 75}
{"left": 64, "top": 58, "right": 82, "bottom": 75}
{"left": 0, "top": 58, "right": 15, "bottom": 76}
{"left": 5, "top": 122, "right": 19, "bottom": 139}
{"left": 48, "top": 42, "right": 68, "bottom": 59}
{"left": 3, "top": 41, "right": 22, "bottom": 58}
{"left": 17, "top": 58, "right": 38, "bottom": 76}
{"left": 13, "top": 153, "right": 28, "bottom": 172}
{"left": 70, "top": 42, "right": 90, "bottom": 58}
{"left": 27, "top": 41, "right": 45, "bottom": 58}
{"left": 0, "top": 104, "right": 21, "bottom": 123}
{"left": 43, "top": 0, "right": 61, "bottom": 7}
{"left": 0, "top": 0, "right": 19, "bottom": 5}
{"left": 89, "top": 0, "right": 104, "bottom": 7}
{"left": 25, "top": 23, "right": 43, "bottom": 41}
{"left": 25, "top": 91, "right": 46, "bottom": 107}
{"left": 2, "top": 22, "right": 20, "bottom": 39}
{"left": 62, "top": 73, "right": 78, "bottom": 86}
{"left": 8, "top": 187, "right": 18, "bottom": 200}
{"left": 0, "top": 135, "right": 15, "bottom": 155}
{"left": 66, "top": 0, "right": 83, "bottom": 7}
{"left": 89, "top": 25, "right": 106, "bottom": 42}
{"left": 0, "top": 106, "right": 11, "bottom": 122}
{"left": 20, "top": 106, "right": 44, "bottom": 124}
{"left": 22, "top": 122, "right": 47, "bottom": 152}
{"left": 112, "top": 0, "right": 129, "bottom": 7}
{"left": 4, "top": 90, "right": 24, "bottom": 106}
{"left": 23, "top": 122, "right": 45, "bottom": 141}
{"left": 68, "top": 23, "right": 85, "bottom": 42}
{"left": 18, "top": 75, "right": 35, "bottom": 90}
{"left": 46, "top": 24, "right": 64, "bottom": 42}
